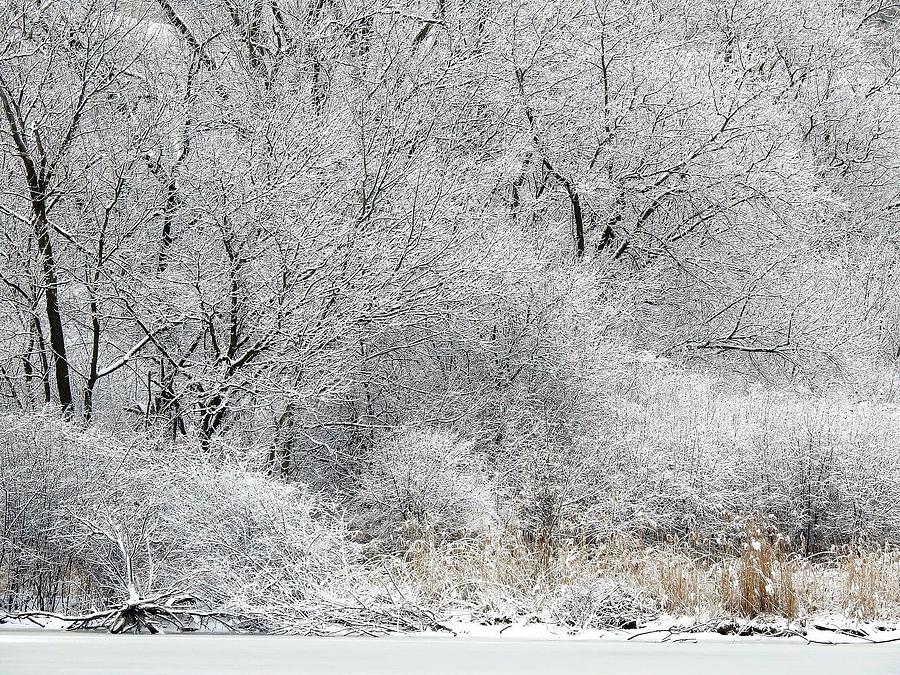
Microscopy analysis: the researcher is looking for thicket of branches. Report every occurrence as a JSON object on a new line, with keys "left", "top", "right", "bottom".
{"left": 2, "top": 0, "right": 900, "bottom": 631}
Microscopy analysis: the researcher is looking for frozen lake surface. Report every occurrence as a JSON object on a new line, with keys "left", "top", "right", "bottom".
{"left": 2, "top": 632, "right": 900, "bottom": 674}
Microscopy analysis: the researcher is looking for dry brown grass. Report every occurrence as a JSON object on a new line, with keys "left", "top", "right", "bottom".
{"left": 718, "top": 520, "right": 798, "bottom": 618}
{"left": 399, "top": 530, "right": 563, "bottom": 614}
{"left": 392, "top": 519, "right": 900, "bottom": 627}
{"left": 843, "top": 543, "right": 900, "bottom": 621}
{"left": 658, "top": 554, "right": 703, "bottom": 613}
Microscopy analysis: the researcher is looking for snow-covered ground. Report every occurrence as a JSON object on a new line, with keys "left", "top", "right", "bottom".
{"left": 2, "top": 631, "right": 899, "bottom": 675}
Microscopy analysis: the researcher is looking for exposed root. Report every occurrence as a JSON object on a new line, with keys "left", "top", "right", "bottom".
{"left": 7, "top": 592, "right": 238, "bottom": 634}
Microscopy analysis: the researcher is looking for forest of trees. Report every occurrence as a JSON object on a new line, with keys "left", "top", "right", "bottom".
{"left": 2, "top": 0, "right": 900, "bottom": 635}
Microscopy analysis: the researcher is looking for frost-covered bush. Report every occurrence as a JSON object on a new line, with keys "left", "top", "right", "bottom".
{"left": 498, "top": 421, "right": 614, "bottom": 550}
{"left": 161, "top": 463, "right": 369, "bottom": 633}
{"left": 0, "top": 412, "right": 436, "bottom": 634}
{"left": 0, "top": 410, "right": 132, "bottom": 612}
{"left": 603, "top": 373, "right": 900, "bottom": 551}
{"left": 353, "top": 427, "right": 496, "bottom": 545}
{"left": 549, "top": 579, "right": 659, "bottom": 630}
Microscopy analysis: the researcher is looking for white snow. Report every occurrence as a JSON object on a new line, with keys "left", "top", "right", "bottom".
{"left": 2, "top": 631, "right": 900, "bottom": 675}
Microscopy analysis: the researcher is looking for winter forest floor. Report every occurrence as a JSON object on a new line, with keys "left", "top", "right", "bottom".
{"left": 2, "top": 631, "right": 900, "bottom": 675}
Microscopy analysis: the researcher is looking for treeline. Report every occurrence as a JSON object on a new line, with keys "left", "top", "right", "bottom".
{"left": 1, "top": 0, "right": 900, "bottom": 631}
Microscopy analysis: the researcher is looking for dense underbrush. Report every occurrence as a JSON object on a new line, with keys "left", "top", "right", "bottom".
{"left": 0, "top": 413, "right": 437, "bottom": 634}
{"left": 3, "top": 386, "right": 900, "bottom": 634}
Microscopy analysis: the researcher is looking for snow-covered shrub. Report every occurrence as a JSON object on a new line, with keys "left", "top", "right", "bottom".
{"left": 161, "top": 462, "right": 367, "bottom": 633}
{"left": 353, "top": 427, "right": 496, "bottom": 545}
{"left": 499, "top": 422, "right": 614, "bottom": 555}
{"left": 0, "top": 412, "right": 437, "bottom": 634}
{"left": 549, "top": 579, "right": 658, "bottom": 630}
{"left": 603, "top": 373, "right": 900, "bottom": 551}
{"left": 0, "top": 410, "right": 107, "bottom": 612}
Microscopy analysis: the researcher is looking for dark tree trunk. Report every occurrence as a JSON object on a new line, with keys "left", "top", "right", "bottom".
{"left": 33, "top": 317, "right": 52, "bottom": 404}
{"left": 83, "top": 293, "right": 101, "bottom": 421}
{"left": 34, "top": 216, "right": 74, "bottom": 414}
{"left": 309, "top": 0, "right": 327, "bottom": 112}
{"left": 157, "top": 179, "right": 178, "bottom": 273}
{"left": 0, "top": 83, "right": 74, "bottom": 414}
{"left": 570, "top": 190, "right": 585, "bottom": 258}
